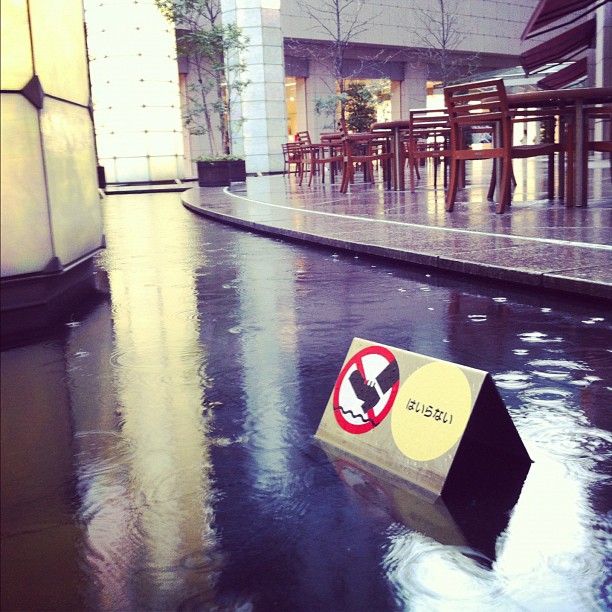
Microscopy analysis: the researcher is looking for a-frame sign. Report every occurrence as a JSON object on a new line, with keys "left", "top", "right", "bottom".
{"left": 316, "top": 338, "right": 532, "bottom": 499}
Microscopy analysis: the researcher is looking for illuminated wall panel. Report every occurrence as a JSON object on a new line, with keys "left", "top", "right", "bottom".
{"left": 41, "top": 100, "right": 103, "bottom": 264}
{"left": 1, "top": 0, "right": 104, "bottom": 336}
{"left": 84, "top": 0, "right": 185, "bottom": 183}
{"left": 29, "top": 0, "right": 90, "bottom": 106}
{"left": 0, "top": 95, "right": 53, "bottom": 276}
{"left": 0, "top": 0, "right": 33, "bottom": 90}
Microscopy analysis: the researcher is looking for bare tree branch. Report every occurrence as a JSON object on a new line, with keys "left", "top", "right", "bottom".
{"left": 412, "top": 0, "right": 480, "bottom": 87}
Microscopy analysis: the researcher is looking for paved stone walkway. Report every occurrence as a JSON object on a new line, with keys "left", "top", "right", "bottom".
{"left": 181, "top": 166, "right": 612, "bottom": 301}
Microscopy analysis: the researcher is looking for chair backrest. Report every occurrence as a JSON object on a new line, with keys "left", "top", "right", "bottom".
{"left": 587, "top": 105, "right": 612, "bottom": 152}
{"left": 444, "top": 79, "right": 508, "bottom": 125}
{"left": 443, "top": 79, "right": 511, "bottom": 153}
{"left": 295, "top": 130, "right": 312, "bottom": 146}
{"left": 408, "top": 108, "right": 450, "bottom": 152}
{"left": 282, "top": 141, "right": 302, "bottom": 159}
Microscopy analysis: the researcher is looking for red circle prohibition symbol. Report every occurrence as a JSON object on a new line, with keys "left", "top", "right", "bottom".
{"left": 333, "top": 345, "right": 400, "bottom": 434}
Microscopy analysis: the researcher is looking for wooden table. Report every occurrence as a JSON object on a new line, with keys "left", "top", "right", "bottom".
{"left": 371, "top": 120, "right": 411, "bottom": 190}
{"left": 507, "top": 87, "right": 612, "bottom": 206}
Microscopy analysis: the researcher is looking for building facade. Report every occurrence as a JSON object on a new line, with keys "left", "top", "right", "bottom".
{"left": 81, "top": 0, "right": 610, "bottom": 181}
{"left": 83, "top": 0, "right": 555, "bottom": 181}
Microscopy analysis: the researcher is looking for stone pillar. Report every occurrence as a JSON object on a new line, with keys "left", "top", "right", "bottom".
{"left": 401, "top": 63, "right": 428, "bottom": 113}
{"left": 221, "top": 0, "right": 287, "bottom": 175}
{"left": 306, "top": 59, "right": 337, "bottom": 138}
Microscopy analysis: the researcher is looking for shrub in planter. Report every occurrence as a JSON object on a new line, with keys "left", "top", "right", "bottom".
{"left": 156, "top": 0, "right": 250, "bottom": 180}
{"left": 196, "top": 155, "right": 246, "bottom": 186}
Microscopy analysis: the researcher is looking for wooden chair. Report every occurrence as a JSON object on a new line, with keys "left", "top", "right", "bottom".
{"left": 294, "top": 130, "right": 343, "bottom": 186}
{"left": 282, "top": 142, "right": 303, "bottom": 176}
{"left": 406, "top": 108, "right": 451, "bottom": 192}
{"left": 338, "top": 119, "right": 394, "bottom": 193}
{"left": 444, "top": 79, "right": 565, "bottom": 213}
{"left": 586, "top": 105, "right": 612, "bottom": 180}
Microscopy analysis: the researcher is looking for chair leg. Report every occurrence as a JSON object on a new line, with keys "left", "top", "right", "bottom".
{"left": 308, "top": 161, "right": 316, "bottom": 186}
{"left": 547, "top": 153, "right": 555, "bottom": 200}
{"left": 488, "top": 163, "right": 496, "bottom": 200}
{"left": 496, "top": 158, "right": 512, "bottom": 214}
{"left": 340, "top": 161, "right": 350, "bottom": 193}
{"left": 446, "top": 159, "right": 460, "bottom": 211}
{"left": 364, "top": 161, "right": 374, "bottom": 185}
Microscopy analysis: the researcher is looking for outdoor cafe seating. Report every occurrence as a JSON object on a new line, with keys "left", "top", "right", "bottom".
{"left": 586, "top": 105, "right": 612, "bottom": 177}
{"left": 282, "top": 142, "right": 303, "bottom": 176}
{"left": 405, "top": 108, "right": 451, "bottom": 193}
{"left": 337, "top": 119, "right": 394, "bottom": 193}
{"left": 294, "top": 130, "right": 343, "bottom": 187}
{"left": 285, "top": 81, "right": 610, "bottom": 211}
{"left": 443, "top": 78, "right": 568, "bottom": 214}
{"left": 289, "top": 122, "right": 393, "bottom": 193}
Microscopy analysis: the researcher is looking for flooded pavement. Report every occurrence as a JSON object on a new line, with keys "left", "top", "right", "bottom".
{"left": 1, "top": 191, "right": 611, "bottom": 611}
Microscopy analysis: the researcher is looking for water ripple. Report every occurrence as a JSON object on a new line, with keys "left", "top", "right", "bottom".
{"left": 518, "top": 331, "right": 564, "bottom": 344}
{"left": 493, "top": 371, "right": 534, "bottom": 390}
{"left": 519, "top": 386, "right": 574, "bottom": 407}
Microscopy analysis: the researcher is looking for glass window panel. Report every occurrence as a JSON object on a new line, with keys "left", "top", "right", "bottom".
{"left": 29, "top": 0, "right": 90, "bottom": 106}
{"left": 139, "top": 81, "right": 182, "bottom": 105}
{"left": 147, "top": 131, "right": 182, "bottom": 157}
{"left": 103, "top": 109, "right": 147, "bottom": 133}
{"left": 111, "top": 133, "right": 148, "bottom": 158}
{"left": 92, "top": 132, "right": 114, "bottom": 160}
{"left": 149, "top": 156, "right": 181, "bottom": 182}
{"left": 1, "top": 94, "right": 53, "bottom": 277}
{"left": 40, "top": 99, "right": 103, "bottom": 265}
{"left": 114, "top": 157, "right": 150, "bottom": 183}
{"left": 1, "top": 0, "right": 34, "bottom": 90}
{"left": 97, "top": 157, "right": 117, "bottom": 184}
{"left": 142, "top": 106, "right": 183, "bottom": 131}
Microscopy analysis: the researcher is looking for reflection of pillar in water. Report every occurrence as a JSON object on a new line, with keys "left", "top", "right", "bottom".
{"left": 235, "top": 239, "right": 300, "bottom": 490}
{"left": 1, "top": 343, "right": 84, "bottom": 611}
{"left": 71, "top": 200, "right": 221, "bottom": 610}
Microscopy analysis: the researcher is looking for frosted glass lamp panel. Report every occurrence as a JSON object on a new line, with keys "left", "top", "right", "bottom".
{"left": 1, "top": 95, "right": 53, "bottom": 277}
{"left": 29, "top": 0, "right": 90, "bottom": 106}
{"left": 0, "top": 0, "right": 33, "bottom": 90}
{"left": 114, "top": 157, "right": 150, "bottom": 183}
{"left": 149, "top": 156, "right": 181, "bottom": 181}
{"left": 41, "top": 99, "right": 102, "bottom": 265}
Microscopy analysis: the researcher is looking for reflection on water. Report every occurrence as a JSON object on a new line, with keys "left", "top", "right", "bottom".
{"left": 1, "top": 192, "right": 610, "bottom": 611}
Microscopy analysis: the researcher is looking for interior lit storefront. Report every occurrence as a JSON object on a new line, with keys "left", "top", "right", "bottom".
{"left": 285, "top": 76, "right": 395, "bottom": 140}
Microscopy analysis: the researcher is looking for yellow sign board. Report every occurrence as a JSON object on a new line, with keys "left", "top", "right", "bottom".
{"left": 316, "top": 338, "right": 531, "bottom": 498}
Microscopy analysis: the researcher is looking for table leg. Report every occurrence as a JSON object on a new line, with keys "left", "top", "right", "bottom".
{"left": 393, "top": 128, "right": 402, "bottom": 190}
{"left": 575, "top": 100, "right": 585, "bottom": 207}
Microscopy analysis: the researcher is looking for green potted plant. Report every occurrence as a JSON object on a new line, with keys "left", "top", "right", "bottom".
{"left": 344, "top": 82, "right": 376, "bottom": 133}
{"left": 156, "top": 0, "right": 250, "bottom": 186}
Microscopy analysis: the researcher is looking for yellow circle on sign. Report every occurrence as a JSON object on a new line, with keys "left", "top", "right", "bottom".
{"left": 391, "top": 362, "right": 472, "bottom": 462}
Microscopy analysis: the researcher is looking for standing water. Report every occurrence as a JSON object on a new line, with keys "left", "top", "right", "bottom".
{"left": 1, "top": 192, "right": 610, "bottom": 611}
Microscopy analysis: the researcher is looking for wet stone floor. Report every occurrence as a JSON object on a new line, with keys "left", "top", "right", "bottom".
{"left": 1, "top": 191, "right": 611, "bottom": 611}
